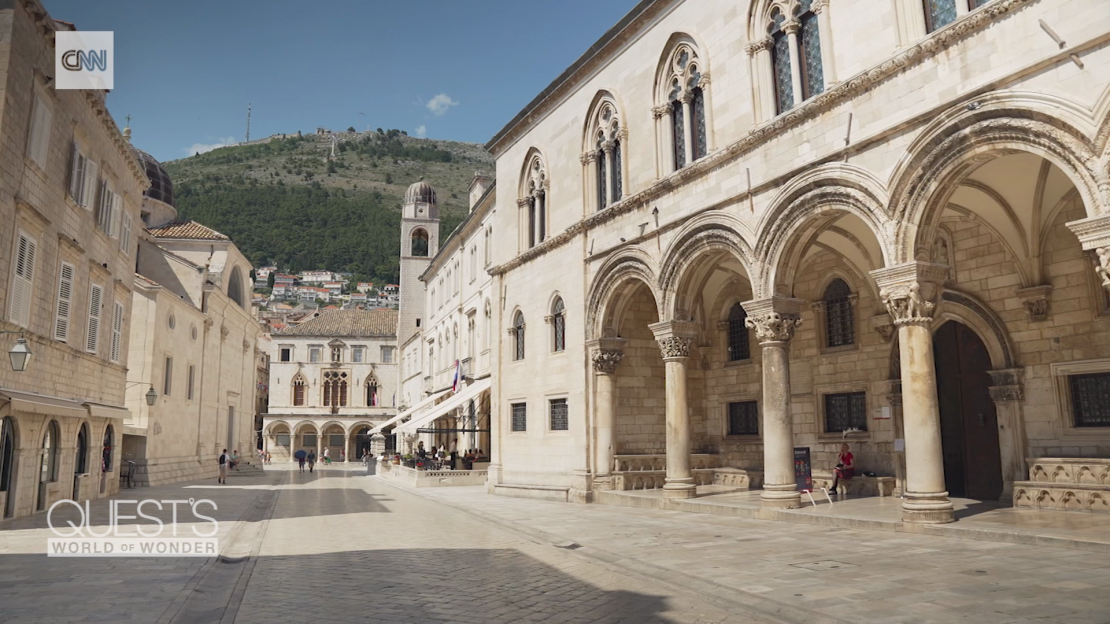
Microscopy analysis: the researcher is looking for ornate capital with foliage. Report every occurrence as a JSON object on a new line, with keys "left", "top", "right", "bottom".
{"left": 745, "top": 312, "right": 802, "bottom": 343}
{"left": 871, "top": 262, "right": 948, "bottom": 327}
{"left": 656, "top": 336, "right": 692, "bottom": 360}
{"left": 592, "top": 349, "right": 624, "bottom": 374}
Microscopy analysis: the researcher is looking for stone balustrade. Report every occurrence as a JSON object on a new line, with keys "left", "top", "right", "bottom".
{"left": 1013, "top": 458, "right": 1110, "bottom": 513}
{"left": 613, "top": 454, "right": 720, "bottom": 473}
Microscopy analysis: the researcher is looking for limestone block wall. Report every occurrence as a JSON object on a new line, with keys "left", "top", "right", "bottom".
{"left": 613, "top": 292, "right": 665, "bottom": 455}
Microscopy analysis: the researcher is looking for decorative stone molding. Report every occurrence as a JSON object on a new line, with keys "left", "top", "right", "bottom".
{"left": 1015, "top": 285, "right": 1052, "bottom": 322}
{"left": 741, "top": 297, "right": 803, "bottom": 344}
{"left": 592, "top": 349, "right": 624, "bottom": 374}
{"left": 782, "top": 20, "right": 800, "bottom": 35}
{"left": 887, "top": 392, "right": 903, "bottom": 408}
{"left": 516, "top": 198, "right": 531, "bottom": 209}
{"left": 651, "top": 104, "right": 671, "bottom": 120}
{"left": 871, "top": 314, "right": 895, "bottom": 342}
{"left": 242, "top": 339, "right": 250, "bottom": 352}
{"left": 871, "top": 262, "right": 948, "bottom": 327}
{"left": 656, "top": 336, "right": 692, "bottom": 359}
{"left": 204, "top": 318, "right": 214, "bottom": 331}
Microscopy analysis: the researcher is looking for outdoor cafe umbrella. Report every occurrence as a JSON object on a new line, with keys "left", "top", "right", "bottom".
{"left": 294, "top": 449, "right": 307, "bottom": 460}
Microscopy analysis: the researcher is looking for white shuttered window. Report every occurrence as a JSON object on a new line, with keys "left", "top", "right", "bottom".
{"left": 86, "top": 283, "right": 103, "bottom": 354}
{"left": 69, "top": 144, "right": 87, "bottom": 203}
{"left": 110, "top": 301, "right": 123, "bottom": 363}
{"left": 27, "top": 95, "right": 52, "bottom": 169}
{"left": 54, "top": 262, "right": 75, "bottom": 341}
{"left": 81, "top": 159, "right": 98, "bottom": 210}
{"left": 119, "top": 211, "right": 131, "bottom": 254}
{"left": 8, "top": 233, "right": 37, "bottom": 328}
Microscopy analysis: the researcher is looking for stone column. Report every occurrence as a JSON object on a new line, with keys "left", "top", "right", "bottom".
{"left": 743, "top": 297, "right": 803, "bottom": 509}
{"left": 988, "top": 369, "right": 1026, "bottom": 502}
{"left": 1066, "top": 215, "right": 1110, "bottom": 298}
{"left": 747, "top": 38, "right": 776, "bottom": 121}
{"left": 316, "top": 435, "right": 323, "bottom": 465}
{"left": 649, "top": 320, "right": 698, "bottom": 499}
{"left": 872, "top": 262, "right": 954, "bottom": 524}
{"left": 588, "top": 337, "right": 626, "bottom": 488}
{"left": 680, "top": 94, "right": 695, "bottom": 166}
{"left": 343, "top": 434, "right": 350, "bottom": 462}
{"left": 813, "top": 0, "right": 837, "bottom": 85}
{"left": 784, "top": 21, "right": 804, "bottom": 104}
{"left": 602, "top": 142, "right": 615, "bottom": 205}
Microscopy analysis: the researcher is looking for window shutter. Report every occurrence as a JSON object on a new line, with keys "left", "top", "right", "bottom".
{"left": 82, "top": 159, "right": 98, "bottom": 209}
{"left": 9, "top": 233, "right": 36, "bottom": 327}
{"left": 54, "top": 262, "right": 74, "bottom": 341}
{"left": 110, "top": 192, "right": 122, "bottom": 237}
{"left": 86, "top": 283, "right": 102, "bottom": 354}
{"left": 27, "top": 96, "right": 52, "bottom": 168}
{"left": 67, "top": 141, "right": 79, "bottom": 197}
{"left": 119, "top": 210, "right": 131, "bottom": 254}
{"left": 110, "top": 301, "right": 123, "bottom": 363}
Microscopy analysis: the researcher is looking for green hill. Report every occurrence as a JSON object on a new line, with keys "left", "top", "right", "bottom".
{"left": 163, "top": 129, "right": 494, "bottom": 284}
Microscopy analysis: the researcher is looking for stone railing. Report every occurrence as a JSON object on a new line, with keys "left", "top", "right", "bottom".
{"left": 1014, "top": 458, "right": 1110, "bottom": 513}
{"left": 378, "top": 460, "right": 487, "bottom": 488}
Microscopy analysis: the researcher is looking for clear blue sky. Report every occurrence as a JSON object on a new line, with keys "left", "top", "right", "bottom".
{"left": 45, "top": 0, "right": 640, "bottom": 162}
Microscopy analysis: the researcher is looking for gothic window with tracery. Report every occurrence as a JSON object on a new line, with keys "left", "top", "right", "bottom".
{"left": 292, "top": 375, "right": 305, "bottom": 406}
{"left": 588, "top": 99, "right": 624, "bottom": 210}
{"left": 770, "top": 9, "right": 794, "bottom": 113}
{"left": 798, "top": 0, "right": 824, "bottom": 100}
{"left": 522, "top": 155, "right": 547, "bottom": 248}
{"left": 365, "top": 375, "right": 379, "bottom": 407}
{"left": 765, "top": 1, "right": 824, "bottom": 115}
{"left": 659, "top": 42, "right": 708, "bottom": 171}
{"left": 323, "top": 371, "right": 348, "bottom": 407}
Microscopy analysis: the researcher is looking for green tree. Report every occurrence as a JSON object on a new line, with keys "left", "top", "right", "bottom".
{"left": 347, "top": 126, "right": 356, "bottom": 132}
{"left": 267, "top": 272, "right": 275, "bottom": 288}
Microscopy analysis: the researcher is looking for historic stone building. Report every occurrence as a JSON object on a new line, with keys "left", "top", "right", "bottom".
{"left": 483, "top": 0, "right": 1110, "bottom": 522}
{"left": 263, "top": 309, "right": 398, "bottom": 462}
{"left": 121, "top": 146, "right": 261, "bottom": 486}
{"left": 381, "top": 178, "right": 496, "bottom": 456}
{"left": 0, "top": 4, "right": 146, "bottom": 518}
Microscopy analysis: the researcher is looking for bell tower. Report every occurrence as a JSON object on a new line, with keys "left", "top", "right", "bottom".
{"left": 398, "top": 180, "right": 439, "bottom": 346}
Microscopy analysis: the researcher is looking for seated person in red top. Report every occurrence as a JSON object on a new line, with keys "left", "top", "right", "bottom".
{"left": 829, "top": 443, "right": 854, "bottom": 495}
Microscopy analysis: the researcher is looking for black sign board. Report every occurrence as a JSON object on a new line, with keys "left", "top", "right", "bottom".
{"left": 794, "top": 447, "right": 812, "bottom": 492}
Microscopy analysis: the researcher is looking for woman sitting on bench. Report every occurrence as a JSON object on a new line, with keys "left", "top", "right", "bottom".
{"left": 829, "top": 443, "right": 854, "bottom": 495}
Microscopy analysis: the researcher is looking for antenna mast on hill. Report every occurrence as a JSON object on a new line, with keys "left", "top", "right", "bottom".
{"left": 245, "top": 103, "right": 252, "bottom": 143}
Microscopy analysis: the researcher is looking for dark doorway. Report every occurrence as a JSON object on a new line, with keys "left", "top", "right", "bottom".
{"left": 933, "top": 321, "right": 1003, "bottom": 500}
{"left": 1, "top": 417, "right": 16, "bottom": 518}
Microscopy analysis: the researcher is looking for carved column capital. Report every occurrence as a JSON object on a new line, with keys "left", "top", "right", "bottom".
{"left": 651, "top": 104, "right": 672, "bottom": 119}
{"left": 649, "top": 320, "right": 697, "bottom": 361}
{"left": 812, "top": 0, "right": 829, "bottom": 13}
{"left": 592, "top": 349, "right": 624, "bottom": 374}
{"left": 1015, "top": 285, "right": 1053, "bottom": 323}
{"left": 870, "top": 262, "right": 948, "bottom": 327}
{"left": 741, "top": 297, "right": 803, "bottom": 344}
{"left": 782, "top": 20, "right": 801, "bottom": 35}
{"left": 746, "top": 37, "right": 774, "bottom": 56}
{"left": 516, "top": 197, "right": 531, "bottom": 209}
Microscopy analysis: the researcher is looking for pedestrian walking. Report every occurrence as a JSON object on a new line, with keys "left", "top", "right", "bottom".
{"left": 218, "top": 449, "right": 229, "bottom": 484}
{"left": 323, "top": 447, "right": 330, "bottom": 465}
{"left": 308, "top": 450, "right": 317, "bottom": 473}
{"left": 295, "top": 449, "right": 306, "bottom": 472}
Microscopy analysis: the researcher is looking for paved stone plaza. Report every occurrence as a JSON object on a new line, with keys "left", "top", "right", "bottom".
{"left": 1, "top": 465, "right": 1108, "bottom": 624}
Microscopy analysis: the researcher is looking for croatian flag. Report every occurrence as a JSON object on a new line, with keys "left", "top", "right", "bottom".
{"left": 452, "top": 359, "right": 461, "bottom": 392}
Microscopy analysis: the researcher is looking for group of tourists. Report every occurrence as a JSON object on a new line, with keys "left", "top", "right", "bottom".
{"left": 413, "top": 441, "right": 487, "bottom": 470}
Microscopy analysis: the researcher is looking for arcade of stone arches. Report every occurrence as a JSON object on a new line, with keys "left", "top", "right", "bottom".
{"left": 584, "top": 105, "right": 1110, "bottom": 524}
{"left": 262, "top": 419, "right": 388, "bottom": 463}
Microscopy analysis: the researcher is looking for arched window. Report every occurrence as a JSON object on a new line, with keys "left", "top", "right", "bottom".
{"left": 924, "top": 0, "right": 958, "bottom": 32}
{"left": 75, "top": 423, "right": 89, "bottom": 474}
{"left": 411, "top": 229, "right": 429, "bottom": 257}
{"left": 658, "top": 42, "right": 708, "bottom": 172}
{"left": 766, "top": 1, "right": 825, "bottom": 115}
{"left": 551, "top": 298, "right": 566, "bottom": 352}
{"left": 823, "top": 278, "right": 855, "bottom": 348}
{"left": 521, "top": 154, "right": 547, "bottom": 249}
{"left": 727, "top": 303, "right": 750, "bottom": 362}
{"left": 100, "top": 424, "right": 112, "bottom": 473}
{"left": 586, "top": 96, "right": 624, "bottom": 211}
{"left": 228, "top": 266, "right": 247, "bottom": 309}
{"left": 365, "top": 375, "right": 379, "bottom": 407}
{"left": 484, "top": 300, "right": 492, "bottom": 351}
{"left": 292, "top": 375, "right": 306, "bottom": 406}
{"left": 323, "top": 371, "right": 348, "bottom": 407}
{"left": 513, "top": 311, "right": 526, "bottom": 361}
{"left": 1, "top": 417, "right": 15, "bottom": 517}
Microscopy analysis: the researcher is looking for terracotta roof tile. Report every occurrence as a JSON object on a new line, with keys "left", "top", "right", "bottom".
{"left": 147, "top": 220, "right": 230, "bottom": 241}
{"left": 274, "top": 309, "right": 397, "bottom": 337}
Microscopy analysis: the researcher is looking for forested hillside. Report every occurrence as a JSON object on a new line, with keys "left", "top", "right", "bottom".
{"left": 164, "top": 129, "right": 494, "bottom": 284}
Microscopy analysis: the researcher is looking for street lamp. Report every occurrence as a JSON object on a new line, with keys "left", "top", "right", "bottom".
{"left": 125, "top": 381, "right": 159, "bottom": 406}
{"left": 0, "top": 332, "right": 31, "bottom": 372}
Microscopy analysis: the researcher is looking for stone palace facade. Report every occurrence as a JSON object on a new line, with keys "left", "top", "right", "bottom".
{"left": 480, "top": 0, "right": 1110, "bottom": 523}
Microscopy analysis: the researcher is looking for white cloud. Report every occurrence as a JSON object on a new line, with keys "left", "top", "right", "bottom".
{"left": 185, "top": 136, "right": 237, "bottom": 156}
{"left": 415, "top": 125, "right": 427, "bottom": 138}
{"left": 425, "top": 93, "right": 459, "bottom": 117}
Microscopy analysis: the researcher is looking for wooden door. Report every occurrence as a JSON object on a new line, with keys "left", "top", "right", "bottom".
{"left": 933, "top": 322, "right": 1003, "bottom": 500}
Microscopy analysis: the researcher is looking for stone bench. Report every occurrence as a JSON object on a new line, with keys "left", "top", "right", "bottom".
{"left": 812, "top": 471, "right": 896, "bottom": 497}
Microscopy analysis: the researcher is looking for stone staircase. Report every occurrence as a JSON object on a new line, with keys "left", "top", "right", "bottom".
{"left": 1013, "top": 458, "right": 1110, "bottom": 512}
